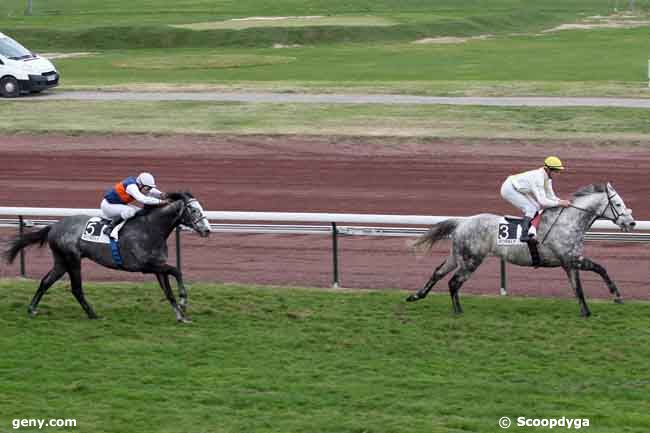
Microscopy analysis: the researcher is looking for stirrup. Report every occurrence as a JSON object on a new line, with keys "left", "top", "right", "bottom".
{"left": 528, "top": 240, "right": 541, "bottom": 267}
{"left": 103, "top": 218, "right": 121, "bottom": 237}
{"left": 520, "top": 233, "right": 533, "bottom": 242}
{"left": 525, "top": 233, "right": 537, "bottom": 242}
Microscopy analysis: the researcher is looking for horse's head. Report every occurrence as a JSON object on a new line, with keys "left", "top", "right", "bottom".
{"left": 574, "top": 183, "right": 635, "bottom": 232}
{"left": 601, "top": 183, "right": 635, "bottom": 232}
{"left": 167, "top": 192, "right": 211, "bottom": 238}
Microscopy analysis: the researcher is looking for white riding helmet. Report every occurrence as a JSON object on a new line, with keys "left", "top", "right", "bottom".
{"left": 136, "top": 172, "right": 156, "bottom": 189}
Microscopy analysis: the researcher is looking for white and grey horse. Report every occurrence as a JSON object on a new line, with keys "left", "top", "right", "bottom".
{"left": 4, "top": 192, "right": 210, "bottom": 322}
{"left": 407, "top": 183, "right": 636, "bottom": 317}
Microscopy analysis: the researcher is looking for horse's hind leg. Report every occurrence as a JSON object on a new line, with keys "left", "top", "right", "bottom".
{"left": 407, "top": 256, "right": 457, "bottom": 302}
{"left": 67, "top": 262, "right": 98, "bottom": 319}
{"left": 577, "top": 257, "right": 623, "bottom": 304}
{"left": 155, "top": 273, "right": 190, "bottom": 323}
{"left": 448, "top": 261, "right": 483, "bottom": 314}
{"left": 448, "top": 273, "right": 467, "bottom": 314}
{"left": 564, "top": 267, "right": 591, "bottom": 317}
{"left": 29, "top": 259, "right": 67, "bottom": 316}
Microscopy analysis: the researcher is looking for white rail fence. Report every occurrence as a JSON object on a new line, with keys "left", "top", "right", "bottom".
{"left": 2, "top": 207, "right": 649, "bottom": 293}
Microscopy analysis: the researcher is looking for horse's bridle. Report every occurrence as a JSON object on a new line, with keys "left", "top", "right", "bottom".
{"left": 541, "top": 186, "right": 623, "bottom": 244}
{"left": 168, "top": 198, "right": 208, "bottom": 230}
{"left": 181, "top": 198, "right": 209, "bottom": 228}
{"left": 570, "top": 185, "right": 624, "bottom": 225}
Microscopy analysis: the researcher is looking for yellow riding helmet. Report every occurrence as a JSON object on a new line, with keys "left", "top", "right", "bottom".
{"left": 544, "top": 156, "right": 564, "bottom": 170}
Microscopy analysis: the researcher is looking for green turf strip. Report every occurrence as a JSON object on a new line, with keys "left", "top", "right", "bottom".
{"left": 1, "top": 279, "right": 649, "bottom": 433}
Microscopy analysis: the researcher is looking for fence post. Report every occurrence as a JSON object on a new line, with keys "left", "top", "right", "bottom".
{"left": 18, "top": 215, "right": 26, "bottom": 277}
{"left": 331, "top": 222, "right": 340, "bottom": 288}
{"left": 499, "top": 257, "right": 507, "bottom": 296}
{"left": 175, "top": 226, "right": 182, "bottom": 272}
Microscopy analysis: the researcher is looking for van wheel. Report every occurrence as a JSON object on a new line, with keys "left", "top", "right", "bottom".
{"left": 0, "top": 76, "right": 20, "bottom": 98}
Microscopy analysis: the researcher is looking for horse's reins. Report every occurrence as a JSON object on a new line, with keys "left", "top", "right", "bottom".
{"left": 539, "top": 188, "right": 622, "bottom": 245}
{"left": 539, "top": 207, "right": 565, "bottom": 245}
{"left": 570, "top": 190, "right": 624, "bottom": 224}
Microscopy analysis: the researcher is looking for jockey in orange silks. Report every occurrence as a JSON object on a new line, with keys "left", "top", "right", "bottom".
{"left": 100, "top": 172, "right": 167, "bottom": 239}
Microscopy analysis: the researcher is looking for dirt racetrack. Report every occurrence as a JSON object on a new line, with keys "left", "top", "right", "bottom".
{"left": 1, "top": 134, "right": 649, "bottom": 300}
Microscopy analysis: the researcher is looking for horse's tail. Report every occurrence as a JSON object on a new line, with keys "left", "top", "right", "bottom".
{"left": 4, "top": 225, "right": 52, "bottom": 264}
{"left": 412, "top": 219, "right": 460, "bottom": 253}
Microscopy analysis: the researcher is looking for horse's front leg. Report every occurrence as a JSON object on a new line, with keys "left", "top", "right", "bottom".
{"left": 155, "top": 273, "right": 190, "bottom": 323}
{"left": 159, "top": 264, "right": 188, "bottom": 312}
{"left": 563, "top": 266, "right": 591, "bottom": 317}
{"left": 575, "top": 257, "right": 623, "bottom": 304}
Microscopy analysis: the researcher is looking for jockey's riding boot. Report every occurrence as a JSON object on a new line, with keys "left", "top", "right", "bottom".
{"left": 519, "top": 216, "right": 534, "bottom": 242}
{"left": 103, "top": 217, "right": 123, "bottom": 238}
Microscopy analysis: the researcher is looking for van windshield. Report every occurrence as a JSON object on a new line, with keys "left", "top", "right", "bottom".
{"left": 0, "top": 36, "right": 33, "bottom": 60}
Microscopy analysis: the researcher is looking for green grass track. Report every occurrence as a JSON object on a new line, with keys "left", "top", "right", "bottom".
{"left": 3, "top": 101, "right": 650, "bottom": 140}
{"left": 1, "top": 279, "right": 649, "bottom": 432}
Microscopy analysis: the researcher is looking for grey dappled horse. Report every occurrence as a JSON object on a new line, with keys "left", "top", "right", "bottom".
{"left": 407, "top": 183, "right": 636, "bottom": 317}
{"left": 4, "top": 192, "right": 210, "bottom": 323}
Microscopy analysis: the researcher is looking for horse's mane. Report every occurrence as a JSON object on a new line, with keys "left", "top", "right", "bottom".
{"left": 167, "top": 191, "right": 194, "bottom": 202}
{"left": 141, "top": 191, "right": 194, "bottom": 214}
{"left": 572, "top": 183, "right": 607, "bottom": 198}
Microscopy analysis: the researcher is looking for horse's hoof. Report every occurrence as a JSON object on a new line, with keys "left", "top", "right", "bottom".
{"left": 28, "top": 308, "right": 38, "bottom": 317}
{"left": 614, "top": 297, "right": 624, "bottom": 304}
{"left": 176, "top": 316, "right": 192, "bottom": 323}
{"left": 406, "top": 294, "right": 420, "bottom": 302}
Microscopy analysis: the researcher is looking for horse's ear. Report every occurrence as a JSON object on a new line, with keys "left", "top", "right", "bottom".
{"left": 166, "top": 192, "right": 185, "bottom": 202}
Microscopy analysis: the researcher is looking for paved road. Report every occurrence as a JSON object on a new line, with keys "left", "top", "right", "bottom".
{"left": 25, "top": 91, "right": 650, "bottom": 107}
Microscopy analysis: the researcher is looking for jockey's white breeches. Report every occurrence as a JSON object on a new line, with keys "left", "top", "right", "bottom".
{"left": 500, "top": 180, "right": 540, "bottom": 218}
{"left": 100, "top": 199, "right": 139, "bottom": 220}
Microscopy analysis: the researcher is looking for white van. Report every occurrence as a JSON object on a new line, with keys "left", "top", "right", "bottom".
{"left": 0, "top": 32, "right": 59, "bottom": 97}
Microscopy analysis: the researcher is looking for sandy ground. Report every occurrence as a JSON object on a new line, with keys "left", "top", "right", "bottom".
{"left": 1, "top": 134, "right": 649, "bottom": 300}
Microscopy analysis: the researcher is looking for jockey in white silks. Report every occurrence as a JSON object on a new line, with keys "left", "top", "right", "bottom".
{"left": 100, "top": 172, "right": 168, "bottom": 239}
{"left": 500, "top": 156, "right": 571, "bottom": 242}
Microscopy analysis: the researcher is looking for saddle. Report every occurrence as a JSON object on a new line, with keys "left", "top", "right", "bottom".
{"left": 81, "top": 217, "right": 125, "bottom": 267}
{"left": 503, "top": 213, "right": 542, "bottom": 229}
{"left": 499, "top": 214, "right": 542, "bottom": 267}
{"left": 504, "top": 215, "right": 523, "bottom": 224}
{"left": 81, "top": 217, "right": 112, "bottom": 244}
